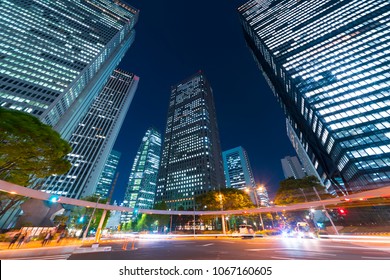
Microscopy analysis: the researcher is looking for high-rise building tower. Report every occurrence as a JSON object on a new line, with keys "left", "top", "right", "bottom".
{"left": 222, "top": 146, "right": 256, "bottom": 190}
{"left": 286, "top": 120, "right": 328, "bottom": 188}
{"left": 239, "top": 0, "right": 390, "bottom": 193}
{"left": 281, "top": 156, "right": 305, "bottom": 180}
{"left": 0, "top": 0, "right": 138, "bottom": 139}
{"left": 122, "top": 128, "right": 162, "bottom": 222}
{"left": 41, "top": 70, "right": 139, "bottom": 198}
{"left": 223, "top": 146, "right": 265, "bottom": 207}
{"left": 155, "top": 72, "right": 225, "bottom": 210}
{"left": 257, "top": 185, "right": 270, "bottom": 207}
{"left": 95, "top": 150, "right": 121, "bottom": 199}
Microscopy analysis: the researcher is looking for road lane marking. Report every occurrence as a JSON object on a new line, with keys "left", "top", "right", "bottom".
{"left": 245, "top": 248, "right": 297, "bottom": 251}
{"left": 273, "top": 249, "right": 337, "bottom": 257}
{"left": 320, "top": 245, "right": 390, "bottom": 251}
{"left": 201, "top": 243, "right": 214, "bottom": 247}
{"left": 271, "top": 256, "right": 293, "bottom": 260}
{"left": 361, "top": 256, "right": 390, "bottom": 259}
{"left": 304, "top": 252, "right": 337, "bottom": 257}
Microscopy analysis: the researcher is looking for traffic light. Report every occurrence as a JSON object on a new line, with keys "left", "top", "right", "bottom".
{"left": 338, "top": 208, "right": 347, "bottom": 216}
{"left": 49, "top": 195, "right": 60, "bottom": 203}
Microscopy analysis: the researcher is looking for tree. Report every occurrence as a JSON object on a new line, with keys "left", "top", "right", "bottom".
{"left": 0, "top": 108, "right": 72, "bottom": 217}
{"left": 195, "top": 188, "right": 255, "bottom": 211}
{"left": 195, "top": 188, "right": 255, "bottom": 231}
{"left": 80, "top": 196, "right": 111, "bottom": 234}
{"left": 145, "top": 202, "right": 170, "bottom": 232}
{"left": 273, "top": 176, "right": 335, "bottom": 229}
{"left": 274, "top": 176, "right": 333, "bottom": 205}
{"left": 0, "top": 108, "right": 71, "bottom": 185}
{"left": 68, "top": 196, "right": 111, "bottom": 236}
{"left": 134, "top": 202, "right": 171, "bottom": 232}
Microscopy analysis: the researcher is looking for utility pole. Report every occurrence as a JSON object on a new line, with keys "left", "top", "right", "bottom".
{"left": 193, "top": 196, "right": 196, "bottom": 237}
{"left": 170, "top": 212, "right": 173, "bottom": 233}
{"left": 82, "top": 196, "right": 101, "bottom": 242}
{"left": 247, "top": 186, "right": 265, "bottom": 231}
{"left": 313, "top": 186, "right": 339, "bottom": 235}
{"left": 219, "top": 193, "right": 226, "bottom": 235}
{"left": 95, "top": 172, "right": 119, "bottom": 243}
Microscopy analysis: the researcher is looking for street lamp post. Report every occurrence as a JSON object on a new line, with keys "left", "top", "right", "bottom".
{"left": 169, "top": 209, "right": 173, "bottom": 233}
{"left": 269, "top": 200, "right": 275, "bottom": 228}
{"left": 246, "top": 186, "right": 265, "bottom": 231}
{"left": 193, "top": 199, "right": 196, "bottom": 237}
{"left": 82, "top": 196, "right": 101, "bottom": 242}
{"left": 95, "top": 172, "right": 119, "bottom": 243}
{"left": 313, "top": 186, "right": 339, "bottom": 235}
{"left": 218, "top": 193, "right": 226, "bottom": 235}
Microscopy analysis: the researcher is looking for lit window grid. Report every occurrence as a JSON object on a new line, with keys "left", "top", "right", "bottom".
{"left": 239, "top": 0, "right": 390, "bottom": 189}
{"left": 156, "top": 73, "right": 224, "bottom": 209}
{"left": 124, "top": 129, "right": 162, "bottom": 210}
{"left": 222, "top": 147, "right": 256, "bottom": 189}
{"left": 95, "top": 150, "right": 121, "bottom": 198}
{"left": 41, "top": 70, "right": 137, "bottom": 198}
{"left": 0, "top": 0, "right": 137, "bottom": 126}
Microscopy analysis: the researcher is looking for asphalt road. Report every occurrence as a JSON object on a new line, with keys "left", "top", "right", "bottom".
{"left": 67, "top": 237, "right": 390, "bottom": 260}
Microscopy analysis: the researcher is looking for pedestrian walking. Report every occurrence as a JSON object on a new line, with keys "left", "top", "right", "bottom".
{"left": 57, "top": 231, "right": 66, "bottom": 243}
{"left": 16, "top": 234, "right": 26, "bottom": 248}
{"left": 8, "top": 232, "right": 20, "bottom": 249}
{"left": 42, "top": 232, "right": 51, "bottom": 246}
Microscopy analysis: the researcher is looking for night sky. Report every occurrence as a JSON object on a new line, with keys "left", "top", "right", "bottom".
{"left": 112, "top": 0, "right": 296, "bottom": 203}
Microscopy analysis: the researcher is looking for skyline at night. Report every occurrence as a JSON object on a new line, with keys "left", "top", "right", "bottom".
{"left": 112, "top": 0, "right": 296, "bottom": 202}
{"left": 2, "top": 0, "right": 390, "bottom": 269}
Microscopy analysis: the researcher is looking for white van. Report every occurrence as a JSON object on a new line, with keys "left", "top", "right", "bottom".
{"left": 238, "top": 224, "right": 255, "bottom": 238}
{"left": 296, "top": 222, "right": 315, "bottom": 238}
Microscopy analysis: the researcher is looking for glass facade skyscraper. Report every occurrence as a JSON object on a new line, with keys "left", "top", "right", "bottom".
{"left": 281, "top": 156, "right": 305, "bottom": 180}
{"left": 95, "top": 149, "right": 121, "bottom": 199}
{"left": 155, "top": 72, "right": 225, "bottom": 210}
{"left": 0, "top": 0, "right": 138, "bottom": 139}
{"left": 222, "top": 146, "right": 256, "bottom": 190}
{"left": 286, "top": 120, "right": 327, "bottom": 187}
{"left": 122, "top": 128, "right": 162, "bottom": 222}
{"left": 41, "top": 69, "right": 139, "bottom": 198}
{"left": 239, "top": 0, "right": 390, "bottom": 193}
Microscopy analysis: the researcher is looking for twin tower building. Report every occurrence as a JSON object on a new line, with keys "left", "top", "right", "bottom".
{"left": 1, "top": 0, "right": 389, "bottom": 218}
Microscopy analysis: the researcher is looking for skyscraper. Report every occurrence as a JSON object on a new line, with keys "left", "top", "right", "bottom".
{"left": 286, "top": 120, "right": 328, "bottom": 187}
{"left": 122, "top": 128, "right": 162, "bottom": 222}
{"left": 281, "top": 156, "right": 305, "bottom": 180}
{"left": 222, "top": 146, "right": 256, "bottom": 190}
{"left": 257, "top": 185, "right": 270, "bottom": 207}
{"left": 155, "top": 72, "right": 225, "bottom": 210}
{"left": 95, "top": 150, "right": 121, "bottom": 199}
{"left": 239, "top": 0, "right": 390, "bottom": 193}
{"left": 0, "top": 0, "right": 138, "bottom": 139}
{"left": 223, "top": 146, "right": 264, "bottom": 207}
{"left": 41, "top": 69, "right": 139, "bottom": 198}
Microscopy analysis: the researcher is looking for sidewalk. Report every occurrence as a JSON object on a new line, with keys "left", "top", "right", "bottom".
{"left": 0, "top": 238, "right": 117, "bottom": 259}
{"left": 0, "top": 238, "right": 94, "bottom": 251}
{"left": 338, "top": 226, "right": 390, "bottom": 236}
